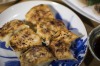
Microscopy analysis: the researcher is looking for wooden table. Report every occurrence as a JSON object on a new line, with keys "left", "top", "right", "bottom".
{"left": 0, "top": 0, "right": 100, "bottom": 66}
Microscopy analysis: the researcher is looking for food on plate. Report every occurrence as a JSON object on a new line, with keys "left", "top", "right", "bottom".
{"left": 49, "top": 39, "right": 74, "bottom": 60}
{"left": 20, "top": 46, "right": 55, "bottom": 66}
{"left": 0, "top": 19, "right": 29, "bottom": 47}
{"left": 85, "top": 0, "right": 100, "bottom": 13}
{"left": 37, "top": 18, "right": 67, "bottom": 45}
{"left": 0, "top": 4, "right": 79, "bottom": 66}
{"left": 55, "top": 29, "right": 78, "bottom": 45}
{"left": 86, "top": 0, "right": 100, "bottom": 5}
{"left": 49, "top": 29, "right": 78, "bottom": 60}
{"left": 10, "top": 28, "right": 42, "bottom": 55}
{"left": 94, "top": 4, "right": 100, "bottom": 13}
{"left": 25, "top": 4, "right": 54, "bottom": 29}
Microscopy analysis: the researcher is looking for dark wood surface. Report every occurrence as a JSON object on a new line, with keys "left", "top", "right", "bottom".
{"left": 0, "top": 0, "right": 100, "bottom": 66}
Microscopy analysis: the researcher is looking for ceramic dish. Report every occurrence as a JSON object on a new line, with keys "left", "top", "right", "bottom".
{"left": 62, "top": 0, "right": 100, "bottom": 23}
{"left": 0, "top": 1, "right": 87, "bottom": 66}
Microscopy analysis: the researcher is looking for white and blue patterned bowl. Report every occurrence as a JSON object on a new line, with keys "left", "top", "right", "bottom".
{"left": 0, "top": 1, "right": 88, "bottom": 66}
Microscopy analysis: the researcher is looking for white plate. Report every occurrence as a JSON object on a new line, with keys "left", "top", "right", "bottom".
{"left": 0, "top": 1, "right": 87, "bottom": 66}
{"left": 62, "top": 0, "right": 100, "bottom": 23}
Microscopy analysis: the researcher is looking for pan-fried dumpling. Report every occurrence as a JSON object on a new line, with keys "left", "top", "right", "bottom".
{"left": 37, "top": 18, "right": 67, "bottom": 45}
{"left": 20, "top": 46, "right": 55, "bottom": 66}
{"left": 10, "top": 28, "right": 42, "bottom": 56}
{"left": 49, "top": 39, "right": 74, "bottom": 60}
{"left": 55, "top": 29, "right": 78, "bottom": 45}
{"left": 25, "top": 4, "right": 54, "bottom": 25}
{"left": 0, "top": 19, "right": 29, "bottom": 47}
{"left": 49, "top": 28, "right": 78, "bottom": 60}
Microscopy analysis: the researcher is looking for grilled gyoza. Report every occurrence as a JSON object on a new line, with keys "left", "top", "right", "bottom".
{"left": 49, "top": 39, "right": 74, "bottom": 60}
{"left": 37, "top": 18, "right": 67, "bottom": 45}
{"left": 10, "top": 28, "right": 42, "bottom": 55}
{"left": 25, "top": 4, "right": 54, "bottom": 25}
{"left": 20, "top": 46, "right": 55, "bottom": 66}
{"left": 0, "top": 19, "right": 29, "bottom": 47}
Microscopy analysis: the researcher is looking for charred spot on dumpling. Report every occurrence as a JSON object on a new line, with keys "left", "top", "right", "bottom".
{"left": 20, "top": 46, "right": 55, "bottom": 66}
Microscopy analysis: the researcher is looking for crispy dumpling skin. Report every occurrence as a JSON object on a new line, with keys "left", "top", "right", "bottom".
{"left": 0, "top": 19, "right": 29, "bottom": 47}
{"left": 49, "top": 39, "right": 74, "bottom": 60}
{"left": 25, "top": 4, "right": 54, "bottom": 25}
{"left": 49, "top": 28, "right": 78, "bottom": 60}
{"left": 20, "top": 46, "right": 55, "bottom": 66}
{"left": 55, "top": 29, "right": 78, "bottom": 45}
{"left": 37, "top": 18, "right": 67, "bottom": 45}
{"left": 10, "top": 28, "right": 42, "bottom": 54}
{"left": 49, "top": 27, "right": 78, "bottom": 60}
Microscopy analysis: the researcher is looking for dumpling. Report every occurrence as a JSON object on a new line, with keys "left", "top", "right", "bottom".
{"left": 20, "top": 46, "right": 55, "bottom": 66}
{"left": 54, "top": 29, "right": 78, "bottom": 45}
{"left": 10, "top": 28, "right": 42, "bottom": 56}
{"left": 49, "top": 28, "right": 78, "bottom": 60}
{"left": 37, "top": 18, "right": 67, "bottom": 45}
{"left": 25, "top": 4, "right": 55, "bottom": 31}
{"left": 49, "top": 39, "right": 74, "bottom": 60}
{"left": 25, "top": 4, "right": 54, "bottom": 25}
{"left": 0, "top": 19, "right": 29, "bottom": 47}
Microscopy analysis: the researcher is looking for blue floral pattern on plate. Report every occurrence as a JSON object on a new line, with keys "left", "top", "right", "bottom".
{"left": 0, "top": 13, "right": 87, "bottom": 66}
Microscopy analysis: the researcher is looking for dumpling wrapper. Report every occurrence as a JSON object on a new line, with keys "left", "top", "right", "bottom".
{"left": 0, "top": 19, "right": 29, "bottom": 47}
{"left": 10, "top": 28, "right": 42, "bottom": 57}
{"left": 37, "top": 18, "right": 67, "bottom": 45}
{"left": 25, "top": 4, "right": 55, "bottom": 31}
{"left": 25, "top": 4, "right": 55, "bottom": 25}
{"left": 20, "top": 46, "right": 55, "bottom": 66}
{"left": 49, "top": 39, "right": 75, "bottom": 60}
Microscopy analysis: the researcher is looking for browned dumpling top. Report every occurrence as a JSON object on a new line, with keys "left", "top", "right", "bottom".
{"left": 0, "top": 19, "right": 29, "bottom": 38}
{"left": 0, "top": 19, "right": 29, "bottom": 47}
{"left": 54, "top": 29, "right": 78, "bottom": 45}
{"left": 49, "top": 39, "right": 74, "bottom": 60}
{"left": 10, "top": 28, "right": 42, "bottom": 52}
{"left": 37, "top": 18, "right": 67, "bottom": 45}
{"left": 20, "top": 46, "right": 55, "bottom": 66}
{"left": 25, "top": 4, "right": 55, "bottom": 25}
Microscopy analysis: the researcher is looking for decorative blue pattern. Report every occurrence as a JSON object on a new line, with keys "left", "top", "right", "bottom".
{"left": 0, "top": 13, "right": 87, "bottom": 66}
{"left": 51, "top": 60, "right": 78, "bottom": 66}
{"left": 5, "top": 61, "right": 20, "bottom": 66}
{"left": 0, "top": 41, "right": 12, "bottom": 51}
{"left": 55, "top": 13, "right": 63, "bottom": 20}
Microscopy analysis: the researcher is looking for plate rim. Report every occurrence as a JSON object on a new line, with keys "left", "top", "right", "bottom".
{"left": 62, "top": 0, "right": 100, "bottom": 23}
